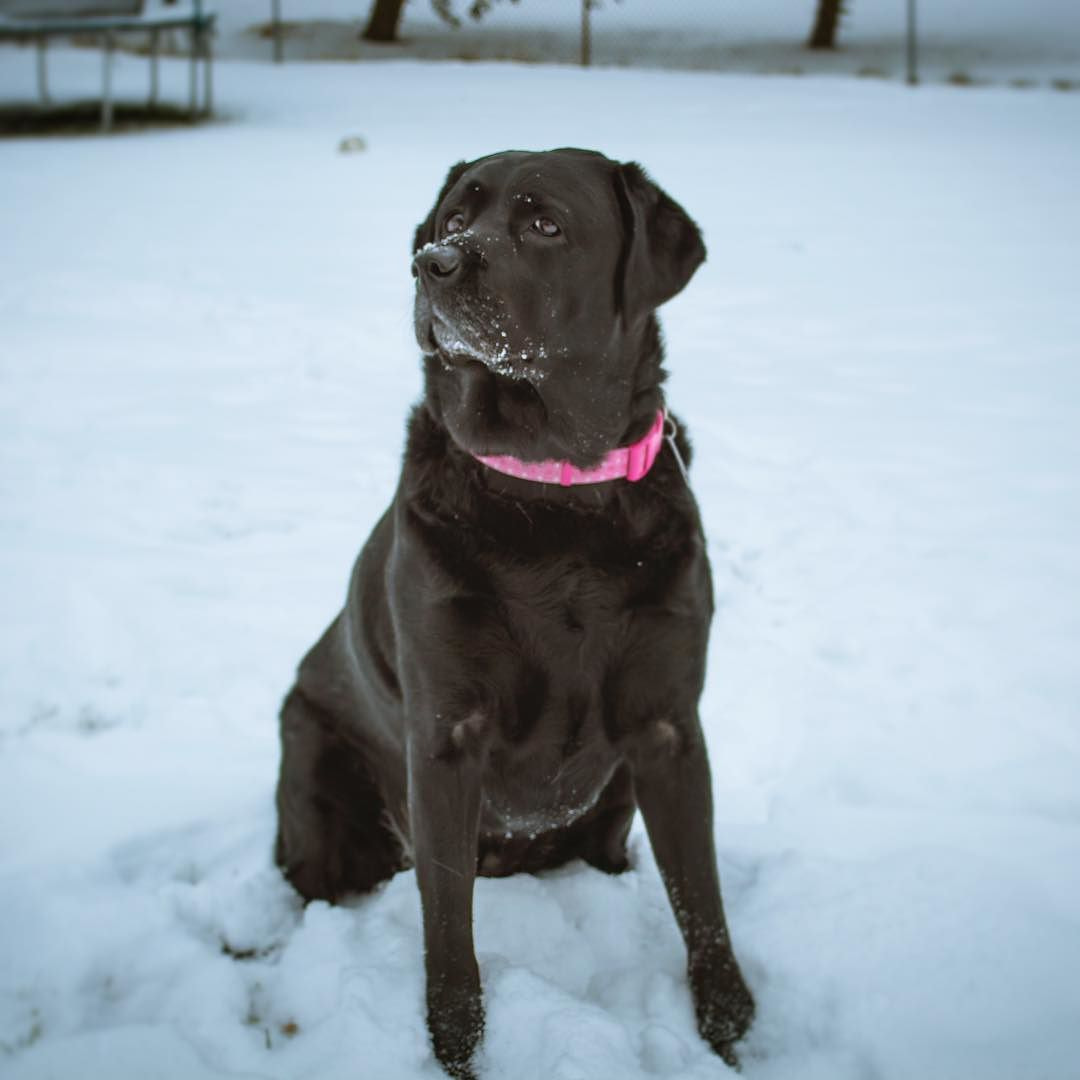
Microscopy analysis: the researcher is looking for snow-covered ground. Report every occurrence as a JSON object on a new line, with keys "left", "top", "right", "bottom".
{"left": 2, "top": 41, "right": 1080, "bottom": 1080}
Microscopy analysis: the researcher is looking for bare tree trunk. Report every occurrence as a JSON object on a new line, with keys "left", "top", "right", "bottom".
{"left": 362, "top": 0, "right": 406, "bottom": 42}
{"left": 807, "top": 0, "right": 843, "bottom": 49}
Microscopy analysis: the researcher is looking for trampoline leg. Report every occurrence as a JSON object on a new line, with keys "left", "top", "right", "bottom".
{"left": 189, "top": 23, "right": 197, "bottom": 116}
{"left": 202, "top": 27, "right": 212, "bottom": 115}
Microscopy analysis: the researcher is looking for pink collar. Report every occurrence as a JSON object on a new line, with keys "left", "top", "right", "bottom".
{"left": 473, "top": 410, "right": 667, "bottom": 487}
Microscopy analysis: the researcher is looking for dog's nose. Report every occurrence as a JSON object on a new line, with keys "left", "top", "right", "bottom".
{"left": 413, "top": 244, "right": 462, "bottom": 282}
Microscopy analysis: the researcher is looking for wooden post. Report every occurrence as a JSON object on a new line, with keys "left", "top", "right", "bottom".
{"left": 580, "top": 0, "right": 590, "bottom": 67}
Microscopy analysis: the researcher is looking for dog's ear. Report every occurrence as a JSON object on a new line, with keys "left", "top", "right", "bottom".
{"left": 615, "top": 162, "right": 706, "bottom": 321}
{"left": 412, "top": 160, "right": 470, "bottom": 253}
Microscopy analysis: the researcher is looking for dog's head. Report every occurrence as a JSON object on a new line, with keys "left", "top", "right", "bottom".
{"left": 412, "top": 148, "right": 704, "bottom": 467}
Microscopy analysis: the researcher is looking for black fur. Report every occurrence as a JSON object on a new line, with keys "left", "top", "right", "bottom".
{"left": 275, "top": 148, "right": 754, "bottom": 1079}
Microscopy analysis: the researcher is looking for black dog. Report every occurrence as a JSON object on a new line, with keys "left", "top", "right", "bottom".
{"left": 275, "top": 148, "right": 754, "bottom": 1078}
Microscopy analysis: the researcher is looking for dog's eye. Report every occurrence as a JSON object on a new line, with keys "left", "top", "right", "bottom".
{"left": 443, "top": 213, "right": 465, "bottom": 236}
{"left": 531, "top": 217, "right": 561, "bottom": 237}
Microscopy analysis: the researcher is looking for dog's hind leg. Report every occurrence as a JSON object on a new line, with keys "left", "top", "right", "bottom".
{"left": 570, "top": 763, "right": 636, "bottom": 874}
{"left": 275, "top": 686, "right": 406, "bottom": 903}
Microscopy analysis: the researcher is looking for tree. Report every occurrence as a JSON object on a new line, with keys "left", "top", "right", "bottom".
{"left": 807, "top": 0, "right": 847, "bottom": 50}
{"left": 362, "top": 0, "right": 406, "bottom": 42}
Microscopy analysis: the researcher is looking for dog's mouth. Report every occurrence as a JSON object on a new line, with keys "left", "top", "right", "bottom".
{"left": 419, "top": 308, "right": 547, "bottom": 384}
{"left": 429, "top": 314, "right": 483, "bottom": 361}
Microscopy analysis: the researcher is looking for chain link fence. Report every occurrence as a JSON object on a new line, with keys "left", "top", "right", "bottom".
{"left": 3, "top": 0, "right": 1076, "bottom": 94}
{"left": 246, "top": 0, "right": 1080, "bottom": 89}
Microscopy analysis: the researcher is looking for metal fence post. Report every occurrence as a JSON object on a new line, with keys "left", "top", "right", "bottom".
{"left": 102, "top": 29, "right": 114, "bottom": 131}
{"left": 272, "top": 0, "right": 283, "bottom": 63}
{"left": 580, "top": 0, "right": 590, "bottom": 68}
{"left": 149, "top": 27, "right": 159, "bottom": 106}
{"left": 906, "top": 0, "right": 918, "bottom": 85}
{"left": 36, "top": 34, "right": 50, "bottom": 104}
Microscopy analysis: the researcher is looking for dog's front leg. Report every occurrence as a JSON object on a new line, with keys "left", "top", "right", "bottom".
{"left": 407, "top": 715, "right": 488, "bottom": 1080}
{"left": 632, "top": 717, "right": 755, "bottom": 1066}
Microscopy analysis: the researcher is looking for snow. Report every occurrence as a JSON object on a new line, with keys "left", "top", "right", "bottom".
{"left": 2, "top": 21, "right": 1080, "bottom": 1080}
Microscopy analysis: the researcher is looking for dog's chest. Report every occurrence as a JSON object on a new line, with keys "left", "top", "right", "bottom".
{"left": 480, "top": 703, "right": 615, "bottom": 834}
{"left": 475, "top": 557, "right": 629, "bottom": 833}
{"left": 498, "top": 548, "right": 630, "bottom": 645}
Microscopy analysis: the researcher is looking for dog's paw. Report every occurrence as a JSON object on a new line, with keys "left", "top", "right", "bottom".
{"left": 428, "top": 983, "right": 484, "bottom": 1080}
{"left": 440, "top": 1057, "right": 479, "bottom": 1080}
{"left": 691, "top": 957, "right": 755, "bottom": 1069}
{"left": 432, "top": 1026, "right": 482, "bottom": 1080}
